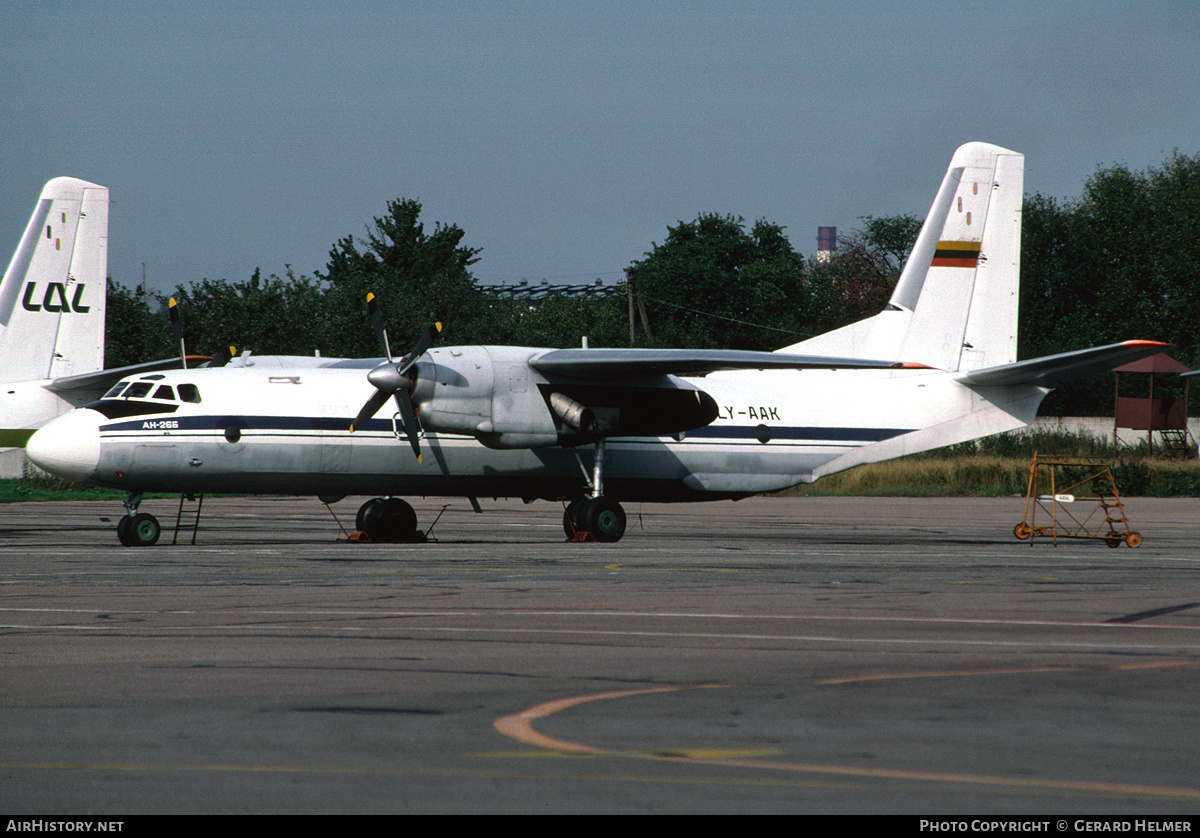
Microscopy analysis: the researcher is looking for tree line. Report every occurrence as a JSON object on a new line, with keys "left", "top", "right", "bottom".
{"left": 107, "top": 152, "right": 1200, "bottom": 415}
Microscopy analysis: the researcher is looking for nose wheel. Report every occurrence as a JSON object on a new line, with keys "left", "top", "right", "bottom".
{"left": 117, "top": 512, "right": 161, "bottom": 547}
{"left": 115, "top": 492, "right": 161, "bottom": 546}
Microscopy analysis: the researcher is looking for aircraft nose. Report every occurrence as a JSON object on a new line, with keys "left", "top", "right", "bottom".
{"left": 26, "top": 409, "right": 102, "bottom": 482}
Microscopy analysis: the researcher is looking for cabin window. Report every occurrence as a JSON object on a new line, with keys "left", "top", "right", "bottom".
{"left": 152, "top": 385, "right": 175, "bottom": 401}
{"left": 177, "top": 384, "right": 201, "bottom": 403}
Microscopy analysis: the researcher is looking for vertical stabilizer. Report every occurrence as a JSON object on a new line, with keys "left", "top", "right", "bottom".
{"left": 783, "top": 143, "right": 1022, "bottom": 371}
{"left": 895, "top": 142, "right": 1023, "bottom": 371}
{"left": 0, "top": 177, "right": 109, "bottom": 383}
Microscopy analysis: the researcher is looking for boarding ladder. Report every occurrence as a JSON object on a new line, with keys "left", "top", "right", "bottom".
{"left": 172, "top": 493, "right": 205, "bottom": 545}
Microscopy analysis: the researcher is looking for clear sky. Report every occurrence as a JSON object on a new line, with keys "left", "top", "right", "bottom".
{"left": 3, "top": 1, "right": 1198, "bottom": 296}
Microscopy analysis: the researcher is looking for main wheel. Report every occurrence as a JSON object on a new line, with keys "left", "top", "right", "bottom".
{"left": 356, "top": 497, "right": 418, "bottom": 543}
{"left": 118, "top": 513, "right": 160, "bottom": 547}
{"left": 577, "top": 497, "right": 626, "bottom": 543}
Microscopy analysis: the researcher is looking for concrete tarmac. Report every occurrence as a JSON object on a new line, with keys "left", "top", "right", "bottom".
{"left": 0, "top": 494, "right": 1197, "bottom": 814}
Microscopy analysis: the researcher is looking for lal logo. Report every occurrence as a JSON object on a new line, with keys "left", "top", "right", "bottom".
{"left": 21, "top": 281, "right": 90, "bottom": 313}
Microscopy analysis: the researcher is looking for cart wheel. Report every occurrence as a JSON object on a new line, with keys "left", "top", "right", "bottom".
{"left": 1126, "top": 532, "right": 1142, "bottom": 548}
{"left": 1105, "top": 533, "right": 1122, "bottom": 548}
{"left": 1014, "top": 523, "right": 1032, "bottom": 540}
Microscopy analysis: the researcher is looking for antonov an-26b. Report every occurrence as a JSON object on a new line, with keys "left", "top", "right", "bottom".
{"left": 22, "top": 143, "right": 1165, "bottom": 545}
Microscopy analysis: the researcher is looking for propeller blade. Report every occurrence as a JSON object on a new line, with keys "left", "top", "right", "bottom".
{"left": 169, "top": 297, "right": 188, "bottom": 370}
{"left": 393, "top": 387, "right": 423, "bottom": 462}
{"left": 211, "top": 345, "right": 237, "bottom": 367}
{"left": 399, "top": 322, "right": 442, "bottom": 375}
{"left": 349, "top": 388, "right": 391, "bottom": 434}
{"left": 367, "top": 292, "right": 392, "bottom": 361}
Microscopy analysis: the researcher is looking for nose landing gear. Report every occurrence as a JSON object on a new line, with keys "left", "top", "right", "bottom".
{"left": 117, "top": 493, "right": 161, "bottom": 546}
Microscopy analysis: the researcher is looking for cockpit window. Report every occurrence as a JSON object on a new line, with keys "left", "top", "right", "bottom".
{"left": 152, "top": 385, "right": 175, "bottom": 401}
{"left": 87, "top": 400, "right": 179, "bottom": 420}
{"left": 123, "top": 382, "right": 154, "bottom": 399}
{"left": 177, "top": 383, "right": 201, "bottom": 403}
{"left": 103, "top": 383, "right": 128, "bottom": 399}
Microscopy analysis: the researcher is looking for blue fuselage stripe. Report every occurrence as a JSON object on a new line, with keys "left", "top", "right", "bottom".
{"left": 101, "top": 414, "right": 912, "bottom": 443}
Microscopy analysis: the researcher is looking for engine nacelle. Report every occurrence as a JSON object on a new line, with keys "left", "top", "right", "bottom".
{"left": 413, "top": 346, "right": 561, "bottom": 448}
{"left": 410, "top": 345, "right": 720, "bottom": 449}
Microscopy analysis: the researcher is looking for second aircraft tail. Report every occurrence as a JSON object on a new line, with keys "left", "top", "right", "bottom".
{"left": 0, "top": 177, "right": 109, "bottom": 384}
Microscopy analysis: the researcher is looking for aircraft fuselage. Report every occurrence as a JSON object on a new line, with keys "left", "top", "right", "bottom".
{"left": 27, "top": 348, "right": 1043, "bottom": 504}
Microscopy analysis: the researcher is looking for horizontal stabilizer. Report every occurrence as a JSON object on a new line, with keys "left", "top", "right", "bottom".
{"left": 960, "top": 341, "right": 1170, "bottom": 388}
{"left": 531, "top": 348, "right": 917, "bottom": 378}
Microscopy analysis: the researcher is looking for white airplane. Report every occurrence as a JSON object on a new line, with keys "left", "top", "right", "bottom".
{"left": 0, "top": 178, "right": 213, "bottom": 478}
{"left": 26, "top": 143, "right": 1165, "bottom": 545}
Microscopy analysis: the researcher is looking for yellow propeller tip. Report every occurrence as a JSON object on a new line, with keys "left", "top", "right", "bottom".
{"left": 434, "top": 322, "right": 442, "bottom": 332}
{"left": 366, "top": 292, "right": 375, "bottom": 302}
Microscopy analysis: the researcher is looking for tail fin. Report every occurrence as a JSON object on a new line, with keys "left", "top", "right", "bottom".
{"left": 785, "top": 142, "right": 1023, "bottom": 372}
{"left": 0, "top": 177, "right": 109, "bottom": 383}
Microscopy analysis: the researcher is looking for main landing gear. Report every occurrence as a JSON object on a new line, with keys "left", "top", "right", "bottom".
{"left": 117, "top": 492, "right": 161, "bottom": 547}
{"left": 354, "top": 497, "right": 424, "bottom": 543}
{"left": 563, "top": 438, "right": 627, "bottom": 543}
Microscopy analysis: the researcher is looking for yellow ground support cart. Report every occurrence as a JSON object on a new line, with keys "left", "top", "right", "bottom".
{"left": 1014, "top": 454, "right": 1142, "bottom": 548}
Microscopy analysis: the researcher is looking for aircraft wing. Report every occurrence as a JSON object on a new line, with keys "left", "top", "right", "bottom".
{"left": 959, "top": 340, "right": 1170, "bottom": 388}
{"left": 44, "top": 356, "right": 213, "bottom": 394}
{"left": 530, "top": 348, "right": 917, "bottom": 378}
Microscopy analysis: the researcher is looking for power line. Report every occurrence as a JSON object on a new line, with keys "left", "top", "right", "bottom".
{"left": 638, "top": 294, "right": 806, "bottom": 337}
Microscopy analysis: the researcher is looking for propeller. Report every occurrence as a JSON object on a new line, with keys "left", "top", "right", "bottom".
{"left": 349, "top": 292, "right": 441, "bottom": 463}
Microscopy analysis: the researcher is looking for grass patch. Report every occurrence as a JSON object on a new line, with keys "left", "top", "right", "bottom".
{"left": 0, "top": 474, "right": 128, "bottom": 503}
{"left": 781, "top": 456, "right": 1200, "bottom": 498}
{"left": 932, "top": 427, "right": 1112, "bottom": 459}
{"left": 781, "top": 428, "right": 1200, "bottom": 498}
{"left": 782, "top": 457, "right": 1032, "bottom": 497}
